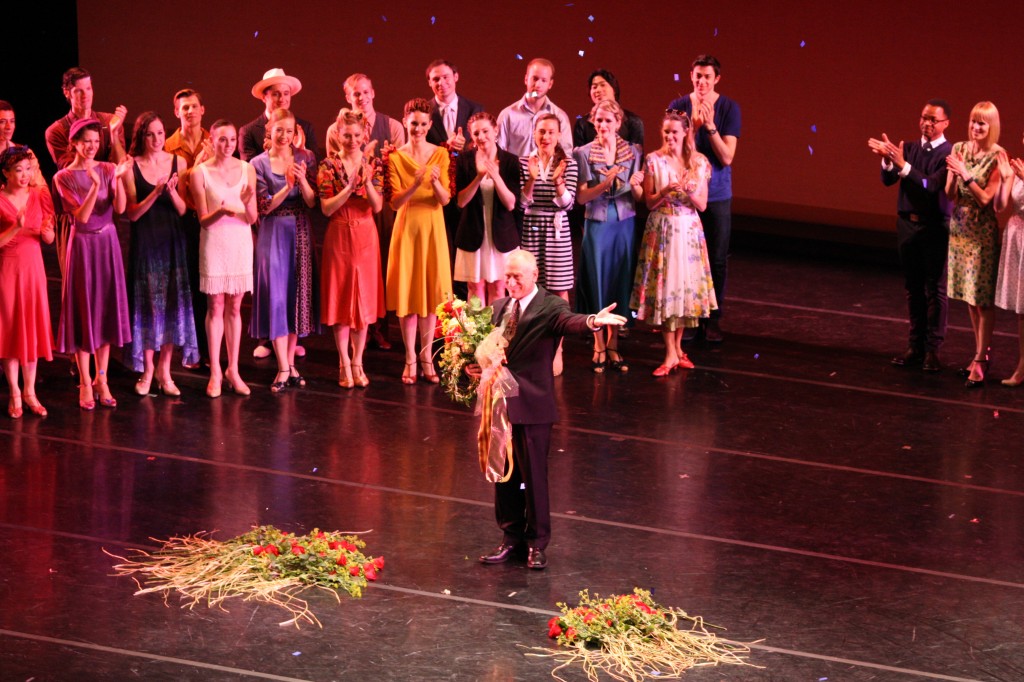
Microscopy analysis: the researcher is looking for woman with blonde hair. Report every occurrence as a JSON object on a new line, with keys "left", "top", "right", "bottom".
{"left": 945, "top": 101, "right": 1003, "bottom": 387}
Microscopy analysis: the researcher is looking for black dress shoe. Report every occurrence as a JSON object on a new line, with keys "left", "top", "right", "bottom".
{"left": 479, "top": 542, "right": 520, "bottom": 564}
{"left": 891, "top": 348, "right": 924, "bottom": 367}
{"left": 526, "top": 547, "right": 547, "bottom": 570}
{"left": 922, "top": 351, "right": 942, "bottom": 372}
{"left": 704, "top": 319, "right": 724, "bottom": 344}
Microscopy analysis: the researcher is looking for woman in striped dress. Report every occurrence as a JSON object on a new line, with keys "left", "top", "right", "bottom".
{"left": 519, "top": 114, "right": 578, "bottom": 375}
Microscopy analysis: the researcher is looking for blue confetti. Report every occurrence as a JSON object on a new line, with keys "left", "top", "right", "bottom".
{"left": 714, "top": 27, "right": 718, "bottom": 37}
{"left": 367, "top": 36, "right": 373, "bottom": 43}
{"left": 922, "top": 178, "right": 928, "bottom": 189}
{"left": 673, "top": 73, "right": 680, "bottom": 82}
{"left": 253, "top": 31, "right": 259, "bottom": 38}
{"left": 588, "top": 36, "right": 594, "bottom": 42}
{"left": 515, "top": 54, "right": 523, "bottom": 60}
{"left": 312, "top": 467, "right": 318, "bottom": 473}
{"left": 381, "top": 15, "right": 387, "bottom": 21}
{"left": 808, "top": 145, "right": 814, "bottom": 155}
{"left": 810, "top": 124, "right": 817, "bottom": 133}
{"left": 588, "top": 14, "right": 594, "bottom": 21}
{"left": 578, "top": 50, "right": 585, "bottom": 57}
{"left": 800, "top": 40, "right": 806, "bottom": 47}
{"left": 431, "top": 16, "right": 436, "bottom": 24}
{"left": 754, "top": 354, "right": 760, "bottom": 359}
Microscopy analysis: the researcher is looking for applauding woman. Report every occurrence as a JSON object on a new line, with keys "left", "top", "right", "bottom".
{"left": 122, "top": 112, "right": 198, "bottom": 397}
{"left": 54, "top": 119, "right": 132, "bottom": 410}
{"left": 994, "top": 136, "right": 1024, "bottom": 386}
{"left": 386, "top": 98, "right": 452, "bottom": 384}
{"left": 190, "top": 119, "right": 258, "bottom": 398}
{"left": 251, "top": 108, "right": 319, "bottom": 392}
{"left": 574, "top": 99, "right": 643, "bottom": 373}
{"left": 632, "top": 111, "right": 716, "bottom": 376}
{"left": 519, "top": 114, "right": 578, "bottom": 375}
{"left": 945, "top": 101, "right": 1003, "bottom": 388}
{"left": 0, "top": 147, "right": 56, "bottom": 417}
{"left": 319, "top": 109, "right": 384, "bottom": 388}
{"left": 454, "top": 111, "right": 520, "bottom": 305}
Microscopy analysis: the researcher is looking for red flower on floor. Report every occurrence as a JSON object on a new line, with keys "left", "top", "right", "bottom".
{"left": 291, "top": 544, "right": 306, "bottom": 555}
{"left": 336, "top": 554, "right": 347, "bottom": 566}
{"left": 547, "top": 617, "right": 562, "bottom": 638}
{"left": 371, "top": 556, "right": 385, "bottom": 570}
{"left": 363, "top": 563, "right": 377, "bottom": 581}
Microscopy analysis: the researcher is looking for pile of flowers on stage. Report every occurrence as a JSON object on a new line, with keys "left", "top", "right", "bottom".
{"left": 528, "top": 588, "right": 757, "bottom": 681}
{"left": 105, "top": 525, "right": 384, "bottom": 628}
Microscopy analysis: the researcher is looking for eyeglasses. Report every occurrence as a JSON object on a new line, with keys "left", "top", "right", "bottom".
{"left": 920, "top": 116, "right": 948, "bottom": 124}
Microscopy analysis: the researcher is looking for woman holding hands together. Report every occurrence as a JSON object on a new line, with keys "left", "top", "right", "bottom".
{"left": 994, "top": 134, "right": 1024, "bottom": 386}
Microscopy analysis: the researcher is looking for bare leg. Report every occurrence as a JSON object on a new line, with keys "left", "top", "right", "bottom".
{"left": 400, "top": 314, "right": 417, "bottom": 383}
{"left": 207, "top": 293, "right": 225, "bottom": 390}
{"left": 553, "top": 291, "right": 569, "bottom": 376}
{"left": 21, "top": 360, "right": 45, "bottom": 415}
{"left": 223, "top": 293, "right": 249, "bottom": 393}
{"left": 3, "top": 359, "right": 21, "bottom": 416}
{"left": 351, "top": 326, "right": 369, "bottom": 387}
{"left": 76, "top": 350, "right": 94, "bottom": 407}
{"left": 418, "top": 314, "right": 438, "bottom": 382}
{"left": 334, "top": 324, "right": 354, "bottom": 387}
{"left": 467, "top": 280, "right": 486, "bottom": 304}
{"left": 968, "top": 305, "right": 995, "bottom": 382}
{"left": 94, "top": 344, "right": 116, "bottom": 406}
{"left": 486, "top": 279, "right": 505, "bottom": 305}
{"left": 1007, "top": 315, "right": 1024, "bottom": 384}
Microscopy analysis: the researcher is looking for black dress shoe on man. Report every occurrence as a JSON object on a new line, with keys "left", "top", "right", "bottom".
{"left": 890, "top": 348, "right": 924, "bottom": 367}
{"left": 922, "top": 351, "right": 942, "bottom": 372}
{"left": 704, "top": 319, "right": 724, "bottom": 344}
{"left": 526, "top": 547, "right": 547, "bottom": 570}
{"left": 479, "top": 542, "right": 520, "bottom": 564}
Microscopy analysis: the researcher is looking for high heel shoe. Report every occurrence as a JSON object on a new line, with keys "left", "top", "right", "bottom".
{"left": 965, "top": 358, "right": 989, "bottom": 388}
{"left": 607, "top": 345, "right": 629, "bottom": 373}
{"left": 677, "top": 352, "right": 695, "bottom": 370}
{"left": 206, "top": 376, "right": 222, "bottom": 399}
{"left": 270, "top": 369, "right": 290, "bottom": 393}
{"left": 94, "top": 371, "right": 117, "bottom": 408}
{"left": 958, "top": 348, "right": 990, "bottom": 378}
{"left": 1001, "top": 374, "right": 1024, "bottom": 387}
{"left": 353, "top": 364, "right": 369, "bottom": 388}
{"left": 287, "top": 365, "right": 306, "bottom": 388}
{"left": 401, "top": 361, "right": 417, "bottom": 385}
{"left": 339, "top": 363, "right": 354, "bottom": 389}
{"left": 135, "top": 373, "right": 153, "bottom": 396}
{"left": 224, "top": 370, "right": 251, "bottom": 396}
{"left": 79, "top": 384, "right": 96, "bottom": 411}
{"left": 8, "top": 395, "right": 23, "bottom": 419}
{"left": 158, "top": 379, "right": 181, "bottom": 397}
{"left": 591, "top": 350, "right": 607, "bottom": 374}
{"left": 419, "top": 359, "right": 439, "bottom": 384}
{"left": 652, "top": 362, "right": 678, "bottom": 377}
{"left": 23, "top": 394, "right": 47, "bottom": 417}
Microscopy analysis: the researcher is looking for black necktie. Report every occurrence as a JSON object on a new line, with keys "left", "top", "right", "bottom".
{"left": 923, "top": 142, "right": 933, "bottom": 153}
{"left": 504, "top": 300, "right": 521, "bottom": 341}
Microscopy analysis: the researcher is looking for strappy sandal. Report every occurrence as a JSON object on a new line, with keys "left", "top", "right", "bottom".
{"left": 607, "top": 345, "right": 629, "bottom": 373}
{"left": 353, "top": 364, "right": 369, "bottom": 388}
{"left": 270, "top": 369, "right": 290, "bottom": 393}
{"left": 591, "top": 350, "right": 607, "bottom": 374}
{"left": 401, "top": 361, "right": 417, "bottom": 385}
{"left": 339, "top": 363, "right": 354, "bottom": 389}
{"left": 288, "top": 365, "right": 306, "bottom": 388}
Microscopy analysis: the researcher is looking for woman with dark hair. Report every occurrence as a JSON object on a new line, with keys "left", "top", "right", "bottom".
{"left": 945, "top": 101, "right": 1003, "bottom": 387}
{"left": 190, "top": 119, "right": 258, "bottom": 398}
{"left": 519, "top": 113, "right": 578, "bottom": 375}
{"left": 572, "top": 70, "right": 645, "bottom": 148}
{"left": 54, "top": 118, "right": 133, "bottom": 409}
{"left": 386, "top": 97, "right": 452, "bottom": 384}
{"left": 122, "top": 112, "right": 198, "bottom": 396}
{"left": 454, "top": 111, "right": 520, "bottom": 305}
{"left": 632, "top": 111, "right": 716, "bottom": 376}
{"left": 0, "top": 146, "right": 56, "bottom": 417}
{"left": 574, "top": 99, "right": 643, "bottom": 372}
{"left": 319, "top": 108, "right": 384, "bottom": 388}
{"left": 250, "top": 108, "right": 318, "bottom": 392}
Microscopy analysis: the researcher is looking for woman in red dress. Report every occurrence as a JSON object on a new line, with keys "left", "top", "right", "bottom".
{"left": 0, "top": 146, "right": 56, "bottom": 418}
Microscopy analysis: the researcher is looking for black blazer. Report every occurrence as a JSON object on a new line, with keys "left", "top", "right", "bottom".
{"left": 454, "top": 148, "right": 522, "bottom": 252}
{"left": 493, "top": 289, "right": 593, "bottom": 425}
{"left": 427, "top": 95, "right": 485, "bottom": 147}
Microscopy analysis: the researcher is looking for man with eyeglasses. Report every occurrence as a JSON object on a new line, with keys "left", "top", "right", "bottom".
{"left": 869, "top": 100, "right": 953, "bottom": 372}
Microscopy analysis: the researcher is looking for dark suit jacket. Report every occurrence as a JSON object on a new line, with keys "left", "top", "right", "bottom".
{"left": 239, "top": 113, "right": 318, "bottom": 162}
{"left": 881, "top": 138, "right": 952, "bottom": 243}
{"left": 454, "top": 148, "right": 522, "bottom": 252}
{"left": 427, "top": 95, "right": 485, "bottom": 147}
{"left": 493, "top": 289, "right": 593, "bottom": 425}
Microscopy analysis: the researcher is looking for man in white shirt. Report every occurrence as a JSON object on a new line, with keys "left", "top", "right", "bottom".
{"left": 496, "top": 58, "right": 573, "bottom": 157}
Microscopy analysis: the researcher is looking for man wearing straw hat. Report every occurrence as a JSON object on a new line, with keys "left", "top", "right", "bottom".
{"left": 239, "top": 68, "right": 318, "bottom": 163}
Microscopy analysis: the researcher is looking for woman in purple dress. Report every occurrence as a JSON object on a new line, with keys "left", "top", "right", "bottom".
{"left": 250, "top": 108, "right": 318, "bottom": 392}
{"left": 122, "top": 112, "right": 198, "bottom": 397}
{"left": 54, "top": 118, "right": 132, "bottom": 410}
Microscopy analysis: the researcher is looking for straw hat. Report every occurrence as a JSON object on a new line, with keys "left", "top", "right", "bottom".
{"left": 251, "top": 68, "right": 302, "bottom": 99}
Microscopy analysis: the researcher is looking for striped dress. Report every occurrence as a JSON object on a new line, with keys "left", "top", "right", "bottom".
{"left": 519, "top": 153, "right": 578, "bottom": 292}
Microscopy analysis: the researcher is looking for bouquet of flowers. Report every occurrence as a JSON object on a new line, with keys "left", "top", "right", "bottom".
{"left": 435, "top": 296, "right": 496, "bottom": 406}
{"left": 106, "top": 525, "right": 384, "bottom": 628}
{"left": 529, "top": 588, "right": 757, "bottom": 681}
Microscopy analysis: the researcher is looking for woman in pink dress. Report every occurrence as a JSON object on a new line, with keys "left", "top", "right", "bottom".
{"left": 0, "top": 147, "right": 56, "bottom": 418}
{"left": 318, "top": 109, "right": 384, "bottom": 388}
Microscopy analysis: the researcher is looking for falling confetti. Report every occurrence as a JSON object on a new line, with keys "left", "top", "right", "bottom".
{"left": 367, "top": 36, "right": 373, "bottom": 43}
{"left": 679, "top": 474, "right": 689, "bottom": 479}
{"left": 901, "top": 445, "right": 912, "bottom": 450}
{"left": 381, "top": 15, "right": 387, "bottom": 21}
{"left": 754, "top": 353, "right": 760, "bottom": 359}
{"left": 970, "top": 518, "right": 980, "bottom": 524}
{"left": 674, "top": 73, "right": 680, "bottom": 81}
{"left": 808, "top": 145, "right": 814, "bottom": 155}
{"left": 443, "top": 589, "right": 451, "bottom": 595}
{"left": 993, "top": 410, "right": 1000, "bottom": 418}
{"left": 578, "top": 50, "right": 585, "bottom": 57}
{"left": 312, "top": 467, "right": 318, "bottom": 473}
{"left": 810, "top": 124, "right": 817, "bottom": 133}
{"left": 292, "top": 651, "right": 302, "bottom": 656}
{"left": 800, "top": 40, "right": 807, "bottom": 47}
{"left": 714, "top": 27, "right": 719, "bottom": 37}
{"left": 253, "top": 31, "right": 259, "bottom": 38}
{"left": 964, "top": 475, "right": 973, "bottom": 479}
{"left": 516, "top": 54, "right": 523, "bottom": 60}
{"left": 430, "top": 16, "right": 436, "bottom": 24}
{"left": 588, "top": 36, "right": 594, "bottom": 43}
{"left": 509, "top": 591, "right": 517, "bottom": 597}
{"left": 588, "top": 15, "right": 595, "bottom": 21}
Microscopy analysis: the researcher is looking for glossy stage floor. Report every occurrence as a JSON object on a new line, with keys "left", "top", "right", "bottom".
{"left": 3, "top": 242, "right": 1023, "bottom": 682}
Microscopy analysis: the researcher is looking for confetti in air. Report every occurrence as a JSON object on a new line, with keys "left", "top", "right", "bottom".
{"left": 714, "top": 27, "right": 719, "bottom": 36}
{"left": 808, "top": 145, "right": 814, "bottom": 155}
{"left": 588, "top": 14, "right": 595, "bottom": 21}
{"left": 810, "top": 124, "right": 817, "bottom": 133}
{"left": 516, "top": 54, "right": 523, "bottom": 60}
{"left": 431, "top": 16, "right": 436, "bottom": 24}
{"left": 367, "top": 36, "right": 373, "bottom": 43}
{"left": 588, "top": 36, "right": 594, "bottom": 42}
{"left": 381, "top": 15, "right": 387, "bottom": 21}
{"left": 253, "top": 31, "right": 259, "bottom": 38}
{"left": 800, "top": 40, "right": 807, "bottom": 47}
{"left": 578, "top": 50, "right": 585, "bottom": 57}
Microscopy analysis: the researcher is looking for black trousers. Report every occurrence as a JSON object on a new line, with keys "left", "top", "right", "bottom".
{"left": 897, "top": 219, "right": 948, "bottom": 353}
{"left": 495, "top": 423, "right": 552, "bottom": 550}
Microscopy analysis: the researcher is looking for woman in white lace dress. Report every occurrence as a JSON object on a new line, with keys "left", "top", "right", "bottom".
{"left": 994, "top": 141, "right": 1024, "bottom": 386}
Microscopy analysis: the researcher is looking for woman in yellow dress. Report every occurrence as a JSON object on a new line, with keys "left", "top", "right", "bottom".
{"left": 386, "top": 98, "right": 452, "bottom": 384}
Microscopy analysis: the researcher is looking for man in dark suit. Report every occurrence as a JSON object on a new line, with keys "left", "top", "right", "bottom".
{"left": 869, "top": 100, "right": 953, "bottom": 371}
{"left": 472, "top": 250, "right": 625, "bottom": 569}
{"left": 425, "top": 59, "right": 485, "bottom": 299}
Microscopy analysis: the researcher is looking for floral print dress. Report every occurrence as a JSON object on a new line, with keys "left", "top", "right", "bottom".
{"left": 947, "top": 141, "right": 1000, "bottom": 307}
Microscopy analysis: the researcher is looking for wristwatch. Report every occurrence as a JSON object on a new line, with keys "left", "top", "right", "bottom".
{"left": 706, "top": 127, "right": 719, "bottom": 135}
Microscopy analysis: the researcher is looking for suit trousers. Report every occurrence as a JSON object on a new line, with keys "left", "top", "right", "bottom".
{"left": 699, "top": 199, "right": 731, "bottom": 319}
{"left": 496, "top": 423, "right": 553, "bottom": 550}
{"left": 897, "top": 219, "right": 948, "bottom": 352}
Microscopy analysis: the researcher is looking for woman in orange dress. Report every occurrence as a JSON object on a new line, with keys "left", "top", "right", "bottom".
{"left": 385, "top": 98, "right": 452, "bottom": 384}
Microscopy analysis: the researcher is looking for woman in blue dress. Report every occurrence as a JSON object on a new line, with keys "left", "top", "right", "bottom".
{"left": 250, "top": 108, "right": 318, "bottom": 392}
{"left": 573, "top": 99, "right": 643, "bottom": 373}
{"left": 122, "top": 112, "right": 198, "bottom": 396}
